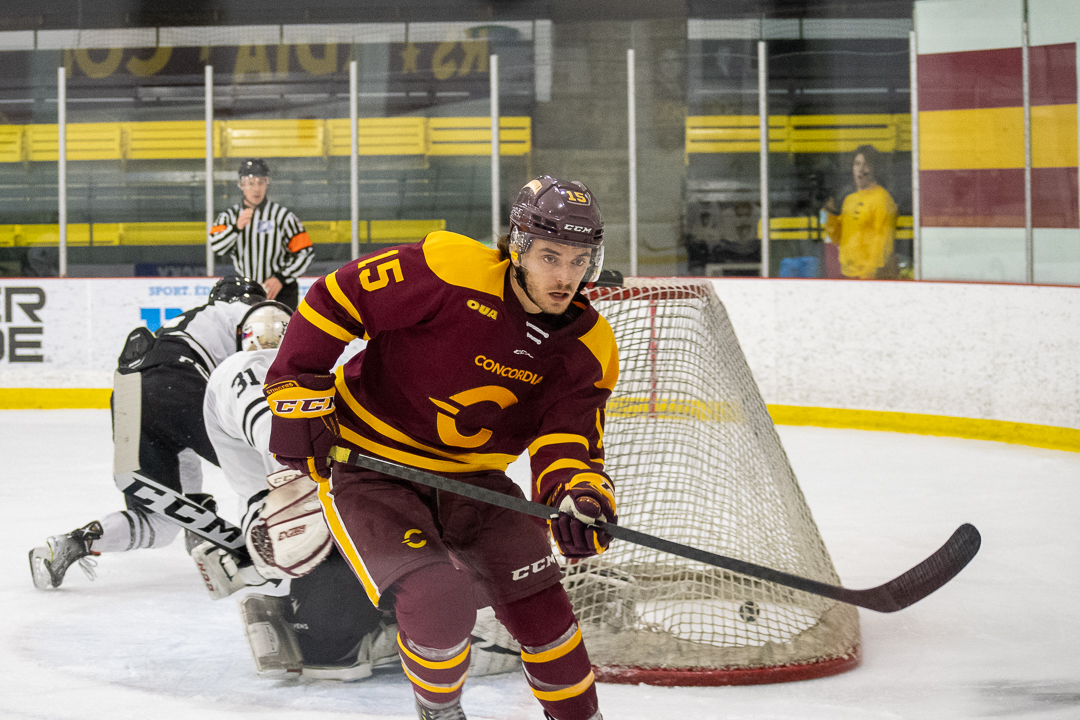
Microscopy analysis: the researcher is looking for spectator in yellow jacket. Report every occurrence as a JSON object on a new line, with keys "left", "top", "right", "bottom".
{"left": 823, "top": 145, "right": 899, "bottom": 279}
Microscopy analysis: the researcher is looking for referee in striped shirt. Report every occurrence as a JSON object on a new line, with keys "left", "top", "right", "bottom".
{"left": 210, "top": 159, "right": 313, "bottom": 310}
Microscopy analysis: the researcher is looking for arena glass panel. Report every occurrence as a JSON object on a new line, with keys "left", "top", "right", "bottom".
{"left": 685, "top": 20, "right": 915, "bottom": 281}
{"left": 63, "top": 43, "right": 210, "bottom": 278}
{"left": 199, "top": 25, "right": 539, "bottom": 279}
{"left": 0, "top": 24, "right": 545, "bottom": 280}
{"left": 0, "top": 49, "right": 62, "bottom": 277}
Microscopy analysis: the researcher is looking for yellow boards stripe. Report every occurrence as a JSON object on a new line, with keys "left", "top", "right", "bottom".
{"left": 920, "top": 103, "right": 1079, "bottom": 171}
{"left": 1032, "top": 103, "right": 1079, "bottom": 168}
{"left": 919, "top": 107, "right": 1025, "bottom": 170}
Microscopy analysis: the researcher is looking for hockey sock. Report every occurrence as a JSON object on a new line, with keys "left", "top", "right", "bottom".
{"left": 393, "top": 563, "right": 477, "bottom": 708}
{"left": 95, "top": 508, "right": 181, "bottom": 552}
{"left": 497, "top": 583, "right": 600, "bottom": 720}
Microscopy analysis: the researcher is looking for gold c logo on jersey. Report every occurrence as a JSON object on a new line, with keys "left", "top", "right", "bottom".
{"left": 402, "top": 529, "right": 427, "bottom": 548}
{"left": 430, "top": 385, "right": 519, "bottom": 449}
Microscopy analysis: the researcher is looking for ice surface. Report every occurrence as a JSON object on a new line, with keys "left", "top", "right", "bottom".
{"left": 2, "top": 410, "right": 1078, "bottom": 719}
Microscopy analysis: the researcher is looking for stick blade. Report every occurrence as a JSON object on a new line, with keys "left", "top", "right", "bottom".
{"left": 853, "top": 523, "right": 982, "bottom": 612}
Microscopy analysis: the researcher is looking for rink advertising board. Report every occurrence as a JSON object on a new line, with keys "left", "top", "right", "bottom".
{"left": 0, "top": 278, "right": 311, "bottom": 391}
{"left": 1, "top": 277, "right": 1077, "bottom": 452}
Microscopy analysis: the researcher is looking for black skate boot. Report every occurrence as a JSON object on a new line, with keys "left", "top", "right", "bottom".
{"left": 29, "top": 520, "right": 103, "bottom": 590}
{"left": 415, "top": 696, "right": 467, "bottom": 720}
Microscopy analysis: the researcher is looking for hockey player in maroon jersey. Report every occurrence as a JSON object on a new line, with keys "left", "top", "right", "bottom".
{"left": 264, "top": 175, "right": 616, "bottom": 720}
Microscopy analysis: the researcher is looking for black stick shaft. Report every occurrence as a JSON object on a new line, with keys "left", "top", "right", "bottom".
{"left": 116, "top": 471, "right": 251, "bottom": 563}
{"left": 330, "top": 447, "right": 980, "bottom": 613}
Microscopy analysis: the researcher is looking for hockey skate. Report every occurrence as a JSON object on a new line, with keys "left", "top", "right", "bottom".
{"left": 29, "top": 521, "right": 103, "bottom": 590}
{"left": 415, "top": 696, "right": 467, "bottom": 720}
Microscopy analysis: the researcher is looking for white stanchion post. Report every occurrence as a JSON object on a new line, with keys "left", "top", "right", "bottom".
{"left": 1022, "top": 21, "right": 1033, "bottom": 284}
{"left": 910, "top": 30, "right": 921, "bottom": 281}
{"left": 350, "top": 59, "right": 359, "bottom": 260}
{"left": 628, "top": 48, "right": 638, "bottom": 278}
{"left": 57, "top": 65, "right": 67, "bottom": 278}
{"left": 205, "top": 64, "right": 214, "bottom": 277}
{"left": 758, "top": 41, "right": 769, "bottom": 278}
{"left": 490, "top": 54, "right": 500, "bottom": 245}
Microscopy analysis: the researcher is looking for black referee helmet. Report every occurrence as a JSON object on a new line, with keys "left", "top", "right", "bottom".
{"left": 238, "top": 158, "right": 270, "bottom": 178}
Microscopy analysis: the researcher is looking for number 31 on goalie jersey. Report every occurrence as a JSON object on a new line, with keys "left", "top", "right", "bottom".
{"left": 358, "top": 250, "right": 404, "bottom": 291}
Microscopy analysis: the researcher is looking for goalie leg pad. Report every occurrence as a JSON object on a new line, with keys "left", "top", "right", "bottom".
{"left": 469, "top": 606, "right": 522, "bottom": 677}
{"left": 301, "top": 619, "right": 402, "bottom": 681}
{"left": 239, "top": 594, "right": 303, "bottom": 678}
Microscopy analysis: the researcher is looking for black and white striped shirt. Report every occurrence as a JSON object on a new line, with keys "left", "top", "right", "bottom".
{"left": 210, "top": 199, "right": 313, "bottom": 283}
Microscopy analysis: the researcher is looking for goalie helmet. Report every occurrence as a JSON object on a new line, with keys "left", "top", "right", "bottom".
{"left": 238, "top": 300, "right": 292, "bottom": 351}
{"left": 508, "top": 175, "right": 605, "bottom": 284}
{"left": 210, "top": 275, "right": 266, "bottom": 306}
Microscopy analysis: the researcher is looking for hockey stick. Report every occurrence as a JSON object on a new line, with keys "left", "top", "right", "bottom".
{"left": 330, "top": 447, "right": 981, "bottom": 613}
{"left": 115, "top": 471, "right": 251, "bottom": 563}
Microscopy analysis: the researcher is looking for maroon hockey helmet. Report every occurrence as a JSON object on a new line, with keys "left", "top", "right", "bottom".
{"left": 508, "top": 175, "right": 605, "bottom": 283}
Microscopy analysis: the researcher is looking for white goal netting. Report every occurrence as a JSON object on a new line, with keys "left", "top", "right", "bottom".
{"left": 567, "top": 278, "right": 860, "bottom": 685}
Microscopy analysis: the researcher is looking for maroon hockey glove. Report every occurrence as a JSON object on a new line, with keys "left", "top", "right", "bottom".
{"left": 265, "top": 373, "right": 339, "bottom": 483}
{"left": 549, "top": 473, "right": 618, "bottom": 559}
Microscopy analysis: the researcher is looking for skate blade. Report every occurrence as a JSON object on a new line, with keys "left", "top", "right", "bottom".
{"left": 29, "top": 547, "right": 55, "bottom": 590}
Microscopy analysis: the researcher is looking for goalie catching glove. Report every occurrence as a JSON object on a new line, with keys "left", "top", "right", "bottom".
{"left": 549, "top": 472, "right": 617, "bottom": 559}
{"left": 245, "top": 469, "right": 333, "bottom": 580}
{"left": 265, "top": 373, "right": 339, "bottom": 482}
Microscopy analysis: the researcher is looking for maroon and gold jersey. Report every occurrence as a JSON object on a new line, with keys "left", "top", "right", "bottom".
{"left": 266, "top": 231, "right": 619, "bottom": 507}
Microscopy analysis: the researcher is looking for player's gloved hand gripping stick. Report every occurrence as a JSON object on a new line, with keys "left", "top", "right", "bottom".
{"left": 330, "top": 447, "right": 982, "bottom": 613}
{"left": 550, "top": 473, "right": 618, "bottom": 558}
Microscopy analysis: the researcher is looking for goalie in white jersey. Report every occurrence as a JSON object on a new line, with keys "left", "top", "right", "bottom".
{"left": 198, "top": 301, "right": 521, "bottom": 680}
{"left": 197, "top": 300, "right": 394, "bottom": 679}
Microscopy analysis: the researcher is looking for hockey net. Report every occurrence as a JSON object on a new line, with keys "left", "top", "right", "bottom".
{"left": 568, "top": 278, "right": 860, "bottom": 686}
